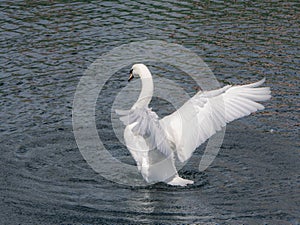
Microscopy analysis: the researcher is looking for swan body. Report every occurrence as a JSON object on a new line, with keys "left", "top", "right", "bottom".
{"left": 116, "top": 64, "right": 271, "bottom": 186}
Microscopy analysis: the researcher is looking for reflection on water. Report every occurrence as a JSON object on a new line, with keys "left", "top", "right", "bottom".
{"left": 0, "top": 1, "right": 299, "bottom": 224}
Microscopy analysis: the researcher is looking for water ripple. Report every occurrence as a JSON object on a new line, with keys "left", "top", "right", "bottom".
{"left": 0, "top": 0, "right": 299, "bottom": 224}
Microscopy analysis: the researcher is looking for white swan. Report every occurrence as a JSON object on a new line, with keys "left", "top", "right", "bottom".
{"left": 116, "top": 64, "right": 271, "bottom": 186}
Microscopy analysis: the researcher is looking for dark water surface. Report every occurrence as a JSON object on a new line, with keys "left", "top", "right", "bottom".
{"left": 1, "top": 1, "right": 299, "bottom": 224}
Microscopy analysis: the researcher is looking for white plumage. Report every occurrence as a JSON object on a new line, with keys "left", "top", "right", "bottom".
{"left": 117, "top": 64, "right": 271, "bottom": 186}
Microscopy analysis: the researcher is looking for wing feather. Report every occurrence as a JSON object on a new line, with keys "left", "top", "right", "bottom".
{"left": 160, "top": 78, "right": 271, "bottom": 162}
{"left": 116, "top": 107, "right": 173, "bottom": 157}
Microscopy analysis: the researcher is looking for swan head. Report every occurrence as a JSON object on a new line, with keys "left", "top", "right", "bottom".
{"left": 128, "top": 64, "right": 151, "bottom": 82}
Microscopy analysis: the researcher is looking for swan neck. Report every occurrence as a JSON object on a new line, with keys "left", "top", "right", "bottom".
{"left": 134, "top": 76, "right": 153, "bottom": 108}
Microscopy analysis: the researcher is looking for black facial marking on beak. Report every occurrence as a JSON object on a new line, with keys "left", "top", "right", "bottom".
{"left": 128, "top": 69, "right": 134, "bottom": 82}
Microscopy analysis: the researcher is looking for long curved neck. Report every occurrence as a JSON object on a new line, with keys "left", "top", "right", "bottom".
{"left": 133, "top": 73, "right": 153, "bottom": 109}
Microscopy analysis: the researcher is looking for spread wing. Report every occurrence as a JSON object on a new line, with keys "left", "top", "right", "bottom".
{"left": 159, "top": 78, "right": 271, "bottom": 162}
{"left": 116, "top": 107, "right": 173, "bottom": 157}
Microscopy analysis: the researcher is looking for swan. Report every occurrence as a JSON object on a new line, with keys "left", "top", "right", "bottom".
{"left": 116, "top": 64, "right": 271, "bottom": 186}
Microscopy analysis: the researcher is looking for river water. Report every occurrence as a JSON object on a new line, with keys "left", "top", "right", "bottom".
{"left": 1, "top": 1, "right": 299, "bottom": 224}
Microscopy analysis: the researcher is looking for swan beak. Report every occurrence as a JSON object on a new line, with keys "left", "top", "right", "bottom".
{"left": 128, "top": 72, "right": 134, "bottom": 82}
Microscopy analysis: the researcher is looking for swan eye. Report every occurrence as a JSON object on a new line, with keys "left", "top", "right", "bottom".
{"left": 130, "top": 69, "right": 133, "bottom": 74}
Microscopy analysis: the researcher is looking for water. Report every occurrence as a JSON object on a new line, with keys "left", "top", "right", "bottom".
{"left": 1, "top": 1, "right": 299, "bottom": 224}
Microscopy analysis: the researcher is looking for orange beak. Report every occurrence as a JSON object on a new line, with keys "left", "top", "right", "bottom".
{"left": 128, "top": 72, "right": 134, "bottom": 82}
